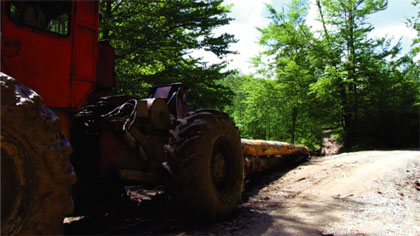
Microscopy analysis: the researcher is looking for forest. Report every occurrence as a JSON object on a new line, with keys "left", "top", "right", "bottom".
{"left": 99, "top": 0, "right": 420, "bottom": 152}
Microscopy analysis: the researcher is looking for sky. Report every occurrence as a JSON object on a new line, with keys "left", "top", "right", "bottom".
{"left": 191, "top": 0, "right": 418, "bottom": 74}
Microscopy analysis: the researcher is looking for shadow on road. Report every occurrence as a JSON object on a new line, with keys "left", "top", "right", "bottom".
{"left": 243, "top": 157, "right": 311, "bottom": 201}
{"left": 64, "top": 158, "right": 310, "bottom": 235}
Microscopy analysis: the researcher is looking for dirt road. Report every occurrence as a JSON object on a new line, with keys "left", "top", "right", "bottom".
{"left": 235, "top": 150, "right": 420, "bottom": 236}
{"left": 64, "top": 150, "right": 420, "bottom": 235}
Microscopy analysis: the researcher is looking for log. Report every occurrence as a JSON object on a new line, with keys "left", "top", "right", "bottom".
{"left": 241, "top": 139, "right": 310, "bottom": 176}
{"left": 244, "top": 154, "right": 308, "bottom": 176}
{"left": 241, "top": 139, "right": 309, "bottom": 157}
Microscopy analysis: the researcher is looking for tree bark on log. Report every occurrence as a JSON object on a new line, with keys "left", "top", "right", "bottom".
{"left": 241, "top": 139, "right": 309, "bottom": 157}
{"left": 241, "top": 139, "right": 310, "bottom": 176}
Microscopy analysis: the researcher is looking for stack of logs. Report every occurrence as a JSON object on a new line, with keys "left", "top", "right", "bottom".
{"left": 241, "top": 139, "right": 310, "bottom": 176}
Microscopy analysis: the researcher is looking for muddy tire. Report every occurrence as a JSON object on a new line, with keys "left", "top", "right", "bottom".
{"left": 1, "top": 73, "right": 76, "bottom": 235}
{"left": 166, "top": 110, "right": 244, "bottom": 220}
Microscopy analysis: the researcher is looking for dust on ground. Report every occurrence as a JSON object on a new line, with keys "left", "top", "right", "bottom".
{"left": 64, "top": 150, "right": 420, "bottom": 236}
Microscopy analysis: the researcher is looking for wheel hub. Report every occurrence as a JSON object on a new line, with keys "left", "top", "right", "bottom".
{"left": 211, "top": 139, "right": 231, "bottom": 193}
{"left": 211, "top": 152, "right": 226, "bottom": 184}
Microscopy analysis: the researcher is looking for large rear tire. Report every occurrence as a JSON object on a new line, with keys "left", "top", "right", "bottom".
{"left": 1, "top": 73, "right": 76, "bottom": 235}
{"left": 166, "top": 110, "right": 244, "bottom": 220}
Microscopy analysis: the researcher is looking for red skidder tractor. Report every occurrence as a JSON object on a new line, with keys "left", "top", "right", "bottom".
{"left": 1, "top": 1, "right": 244, "bottom": 234}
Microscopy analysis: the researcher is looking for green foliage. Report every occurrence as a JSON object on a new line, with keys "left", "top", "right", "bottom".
{"left": 252, "top": 0, "right": 331, "bottom": 148}
{"left": 223, "top": 74, "right": 288, "bottom": 141}
{"left": 314, "top": 0, "right": 419, "bottom": 149}
{"left": 99, "top": 0, "right": 236, "bottom": 109}
{"left": 226, "top": 0, "right": 420, "bottom": 151}
{"left": 408, "top": 0, "right": 420, "bottom": 56}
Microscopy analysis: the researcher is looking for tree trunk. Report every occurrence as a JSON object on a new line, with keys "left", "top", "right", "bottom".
{"left": 291, "top": 107, "right": 298, "bottom": 144}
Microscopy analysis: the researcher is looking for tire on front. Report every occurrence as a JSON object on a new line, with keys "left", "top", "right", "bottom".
{"left": 0, "top": 73, "right": 76, "bottom": 235}
{"left": 166, "top": 110, "right": 244, "bottom": 220}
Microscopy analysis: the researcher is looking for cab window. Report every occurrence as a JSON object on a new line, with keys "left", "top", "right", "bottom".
{"left": 7, "top": 1, "right": 71, "bottom": 36}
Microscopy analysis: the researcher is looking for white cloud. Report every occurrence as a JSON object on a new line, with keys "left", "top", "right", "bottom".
{"left": 370, "top": 24, "right": 416, "bottom": 40}
{"left": 371, "top": 25, "right": 417, "bottom": 59}
{"left": 306, "top": 0, "right": 323, "bottom": 33}
{"left": 187, "top": 0, "right": 272, "bottom": 74}
{"left": 224, "top": 0, "right": 271, "bottom": 26}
